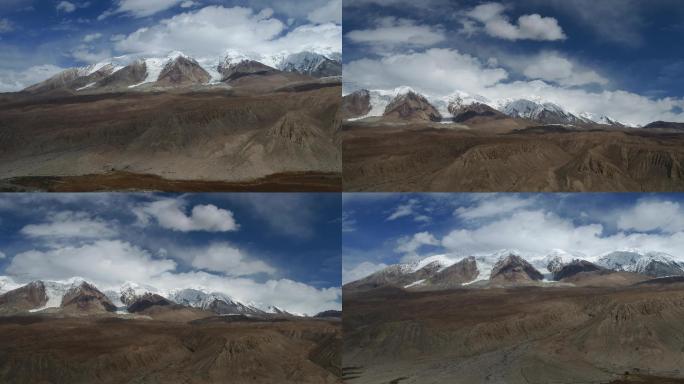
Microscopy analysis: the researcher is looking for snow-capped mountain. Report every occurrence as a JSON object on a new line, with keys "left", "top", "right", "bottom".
{"left": 597, "top": 251, "right": 684, "bottom": 277}
{"left": 0, "top": 277, "right": 304, "bottom": 316}
{"left": 345, "top": 248, "right": 684, "bottom": 290}
{"left": 23, "top": 48, "right": 342, "bottom": 93}
{"left": 345, "top": 87, "right": 630, "bottom": 127}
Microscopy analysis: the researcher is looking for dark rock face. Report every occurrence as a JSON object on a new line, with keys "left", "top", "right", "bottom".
{"left": 219, "top": 60, "right": 278, "bottom": 82}
{"left": 428, "top": 257, "right": 479, "bottom": 288}
{"left": 449, "top": 102, "right": 505, "bottom": 123}
{"left": 157, "top": 56, "right": 211, "bottom": 85}
{"left": 643, "top": 121, "right": 684, "bottom": 130}
{"left": 0, "top": 281, "right": 48, "bottom": 313}
{"left": 61, "top": 282, "right": 117, "bottom": 313}
{"left": 314, "top": 310, "right": 342, "bottom": 318}
{"left": 553, "top": 260, "right": 603, "bottom": 281}
{"left": 383, "top": 91, "right": 442, "bottom": 122}
{"left": 127, "top": 293, "right": 173, "bottom": 313}
{"left": 342, "top": 90, "right": 371, "bottom": 120}
{"left": 490, "top": 255, "right": 544, "bottom": 283}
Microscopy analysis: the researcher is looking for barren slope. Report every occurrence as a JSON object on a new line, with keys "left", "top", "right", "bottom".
{"left": 343, "top": 283, "right": 684, "bottom": 384}
{"left": 0, "top": 316, "right": 341, "bottom": 384}
{"left": 342, "top": 122, "right": 684, "bottom": 192}
{"left": 0, "top": 85, "right": 341, "bottom": 190}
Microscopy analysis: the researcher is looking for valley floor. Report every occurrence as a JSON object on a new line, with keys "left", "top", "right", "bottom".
{"left": 0, "top": 171, "right": 341, "bottom": 192}
{"left": 343, "top": 284, "right": 684, "bottom": 384}
{"left": 0, "top": 315, "right": 342, "bottom": 384}
{"left": 342, "top": 122, "right": 684, "bottom": 192}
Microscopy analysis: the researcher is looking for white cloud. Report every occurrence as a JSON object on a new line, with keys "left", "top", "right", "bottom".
{"left": 343, "top": 261, "right": 387, "bottom": 284}
{"left": 100, "top": 0, "right": 185, "bottom": 19}
{"left": 520, "top": 51, "right": 608, "bottom": 86}
{"left": 440, "top": 205, "right": 684, "bottom": 259}
{"left": 57, "top": 1, "right": 76, "bottom": 13}
{"left": 617, "top": 200, "right": 684, "bottom": 234}
{"left": 455, "top": 195, "right": 535, "bottom": 220}
{"left": 345, "top": 48, "right": 508, "bottom": 97}
{"left": 82, "top": 33, "right": 102, "bottom": 42}
{"left": 0, "top": 64, "right": 65, "bottom": 92}
{"left": 7, "top": 240, "right": 177, "bottom": 286}
{"left": 465, "top": 2, "right": 566, "bottom": 41}
{"left": 395, "top": 231, "right": 439, "bottom": 261}
{"left": 346, "top": 17, "right": 445, "bottom": 48}
{"left": 187, "top": 243, "right": 276, "bottom": 277}
{"left": 134, "top": 199, "right": 238, "bottom": 232}
{"left": 113, "top": 6, "right": 340, "bottom": 59}
{"left": 307, "top": 0, "right": 341, "bottom": 24}
{"left": 70, "top": 45, "right": 112, "bottom": 63}
{"left": 6, "top": 239, "right": 338, "bottom": 314}
{"left": 180, "top": 1, "right": 197, "bottom": 8}
{"left": 386, "top": 198, "right": 431, "bottom": 222}
{"left": 345, "top": 48, "right": 684, "bottom": 125}
{"left": 0, "top": 251, "right": 5, "bottom": 259}
{"left": 20, "top": 211, "right": 118, "bottom": 239}
{"left": 0, "top": 18, "right": 14, "bottom": 33}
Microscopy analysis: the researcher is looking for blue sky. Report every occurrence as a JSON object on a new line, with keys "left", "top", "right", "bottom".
{"left": 343, "top": 0, "right": 684, "bottom": 125}
{"left": 342, "top": 193, "right": 684, "bottom": 283}
{"left": 0, "top": 0, "right": 341, "bottom": 91}
{"left": 0, "top": 193, "right": 341, "bottom": 314}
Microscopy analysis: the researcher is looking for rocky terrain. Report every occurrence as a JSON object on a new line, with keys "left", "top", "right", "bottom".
{"left": 0, "top": 278, "right": 341, "bottom": 384}
{"left": 343, "top": 250, "right": 684, "bottom": 383}
{"left": 0, "top": 50, "right": 342, "bottom": 191}
{"left": 342, "top": 88, "right": 684, "bottom": 192}
{"left": 343, "top": 280, "right": 684, "bottom": 384}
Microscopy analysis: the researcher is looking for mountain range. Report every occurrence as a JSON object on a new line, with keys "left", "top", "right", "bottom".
{"left": 344, "top": 249, "right": 684, "bottom": 291}
{"left": 22, "top": 49, "right": 341, "bottom": 95}
{"left": 342, "top": 87, "right": 680, "bottom": 129}
{"left": 0, "top": 277, "right": 336, "bottom": 318}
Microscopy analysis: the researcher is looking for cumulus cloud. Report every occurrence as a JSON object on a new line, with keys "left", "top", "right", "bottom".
{"left": 465, "top": 2, "right": 566, "bottom": 41}
{"left": 440, "top": 204, "right": 684, "bottom": 258}
{"left": 7, "top": 240, "right": 177, "bottom": 286}
{"left": 617, "top": 200, "right": 684, "bottom": 234}
{"left": 0, "top": 64, "right": 65, "bottom": 92}
{"left": 82, "top": 33, "right": 102, "bottom": 42}
{"left": 113, "top": 6, "right": 341, "bottom": 59}
{"left": 0, "top": 251, "right": 5, "bottom": 259}
{"left": 187, "top": 243, "right": 276, "bottom": 277}
{"left": 134, "top": 199, "right": 238, "bottom": 232}
{"left": 455, "top": 195, "right": 535, "bottom": 220}
{"left": 346, "top": 17, "right": 445, "bottom": 49}
{"left": 100, "top": 0, "right": 185, "bottom": 19}
{"left": 56, "top": 1, "right": 76, "bottom": 13}
{"left": 307, "top": 0, "right": 341, "bottom": 24}
{"left": 345, "top": 48, "right": 508, "bottom": 97}
{"left": 395, "top": 231, "right": 439, "bottom": 261}
{"left": 20, "top": 211, "right": 118, "bottom": 239}
{"left": 343, "top": 261, "right": 388, "bottom": 284}
{"left": 345, "top": 48, "right": 684, "bottom": 125}
{"left": 521, "top": 51, "right": 608, "bottom": 86}
{"left": 70, "top": 45, "right": 112, "bottom": 63}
